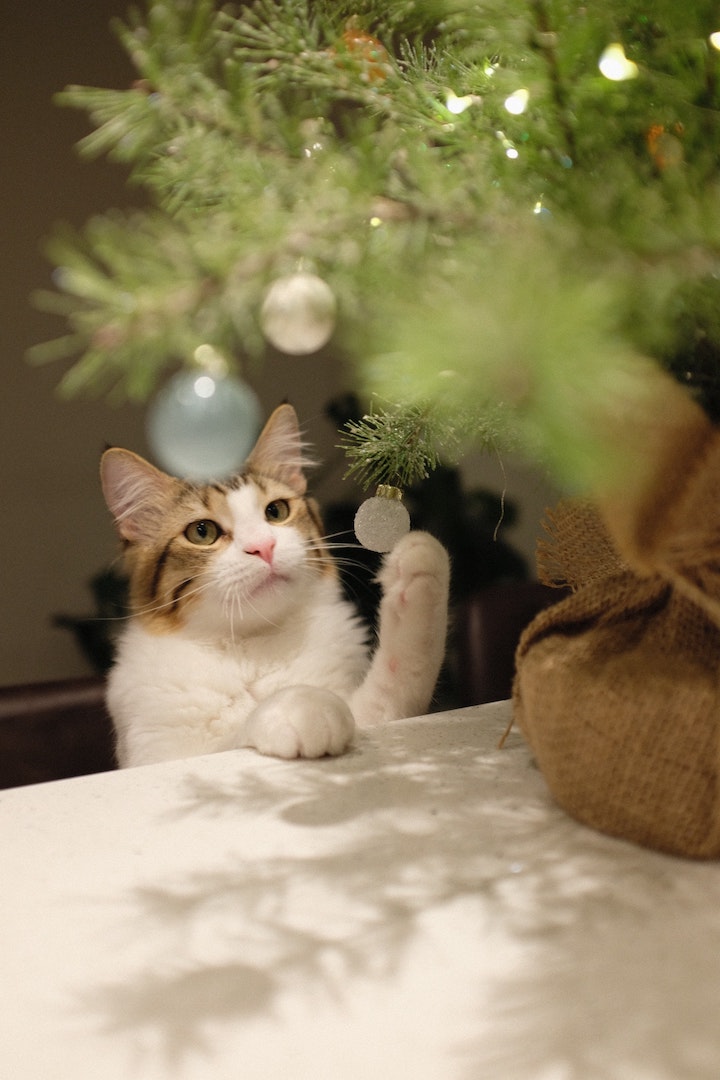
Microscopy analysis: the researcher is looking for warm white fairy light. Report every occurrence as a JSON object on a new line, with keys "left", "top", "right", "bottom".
{"left": 445, "top": 89, "right": 479, "bottom": 115}
{"left": 193, "top": 343, "right": 229, "bottom": 376}
{"left": 504, "top": 88, "right": 529, "bottom": 115}
{"left": 710, "top": 31, "right": 720, "bottom": 50}
{"left": 496, "top": 131, "right": 519, "bottom": 159}
{"left": 598, "top": 43, "right": 638, "bottom": 81}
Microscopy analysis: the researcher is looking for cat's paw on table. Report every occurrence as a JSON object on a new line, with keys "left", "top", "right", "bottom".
{"left": 244, "top": 685, "right": 355, "bottom": 759}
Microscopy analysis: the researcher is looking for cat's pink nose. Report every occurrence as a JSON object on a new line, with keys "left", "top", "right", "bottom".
{"left": 245, "top": 537, "right": 276, "bottom": 565}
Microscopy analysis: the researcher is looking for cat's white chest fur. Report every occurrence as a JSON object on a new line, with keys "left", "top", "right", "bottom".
{"left": 108, "top": 580, "right": 369, "bottom": 767}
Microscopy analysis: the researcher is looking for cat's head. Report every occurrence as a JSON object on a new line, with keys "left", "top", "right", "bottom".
{"left": 101, "top": 404, "right": 334, "bottom": 635}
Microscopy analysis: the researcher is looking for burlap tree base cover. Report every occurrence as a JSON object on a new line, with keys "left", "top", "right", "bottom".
{"left": 513, "top": 380, "right": 720, "bottom": 859}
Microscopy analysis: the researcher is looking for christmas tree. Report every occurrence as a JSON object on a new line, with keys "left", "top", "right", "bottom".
{"left": 28, "top": 0, "right": 720, "bottom": 512}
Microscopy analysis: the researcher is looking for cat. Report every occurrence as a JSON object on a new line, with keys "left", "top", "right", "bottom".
{"left": 100, "top": 403, "right": 450, "bottom": 767}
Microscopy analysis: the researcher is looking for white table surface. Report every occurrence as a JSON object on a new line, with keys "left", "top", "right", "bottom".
{"left": 2, "top": 699, "right": 719, "bottom": 1080}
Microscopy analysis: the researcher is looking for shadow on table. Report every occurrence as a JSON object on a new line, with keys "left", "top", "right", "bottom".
{"left": 79, "top": 710, "right": 720, "bottom": 1078}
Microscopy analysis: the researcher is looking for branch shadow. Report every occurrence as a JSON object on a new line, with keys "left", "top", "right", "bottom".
{"left": 77, "top": 710, "right": 720, "bottom": 1078}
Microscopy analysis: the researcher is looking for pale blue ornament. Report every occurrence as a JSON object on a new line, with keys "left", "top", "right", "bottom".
{"left": 146, "top": 370, "right": 262, "bottom": 480}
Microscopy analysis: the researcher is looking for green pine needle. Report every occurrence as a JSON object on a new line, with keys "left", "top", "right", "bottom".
{"left": 340, "top": 403, "right": 456, "bottom": 491}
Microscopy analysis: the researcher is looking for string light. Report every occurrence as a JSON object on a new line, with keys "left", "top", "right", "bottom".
{"left": 445, "top": 89, "right": 478, "bottom": 114}
{"left": 598, "top": 43, "right": 638, "bottom": 81}
{"left": 710, "top": 32, "right": 720, "bottom": 51}
{"left": 504, "top": 88, "right": 529, "bottom": 115}
{"left": 496, "top": 131, "right": 519, "bottom": 159}
{"left": 193, "top": 343, "right": 228, "bottom": 375}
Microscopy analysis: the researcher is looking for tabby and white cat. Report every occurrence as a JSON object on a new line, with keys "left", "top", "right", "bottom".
{"left": 100, "top": 404, "right": 449, "bottom": 767}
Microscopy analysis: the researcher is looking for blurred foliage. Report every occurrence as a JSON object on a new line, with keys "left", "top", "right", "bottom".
{"left": 28, "top": 0, "right": 720, "bottom": 492}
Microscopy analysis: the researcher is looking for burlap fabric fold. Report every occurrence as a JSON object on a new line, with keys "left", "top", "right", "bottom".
{"left": 513, "top": 400, "right": 720, "bottom": 858}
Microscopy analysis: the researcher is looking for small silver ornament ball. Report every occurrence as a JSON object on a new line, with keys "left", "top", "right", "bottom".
{"left": 260, "top": 272, "right": 337, "bottom": 355}
{"left": 354, "top": 486, "right": 411, "bottom": 552}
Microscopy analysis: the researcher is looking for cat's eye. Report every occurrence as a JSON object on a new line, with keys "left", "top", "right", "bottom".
{"left": 265, "top": 499, "right": 291, "bottom": 523}
{"left": 184, "top": 520, "right": 222, "bottom": 546}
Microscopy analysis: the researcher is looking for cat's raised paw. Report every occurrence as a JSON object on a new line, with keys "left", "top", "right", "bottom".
{"left": 245, "top": 685, "right": 355, "bottom": 760}
{"left": 379, "top": 530, "right": 450, "bottom": 614}
{"left": 350, "top": 531, "right": 450, "bottom": 726}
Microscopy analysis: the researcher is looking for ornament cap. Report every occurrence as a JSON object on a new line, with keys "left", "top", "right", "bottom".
{"left": 376, "top": 484, "right": 404, "bottom": 501}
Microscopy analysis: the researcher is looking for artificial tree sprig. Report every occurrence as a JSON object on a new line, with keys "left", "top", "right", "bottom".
{"left": 340, "top": 401, "right": 459, "bottom": 491}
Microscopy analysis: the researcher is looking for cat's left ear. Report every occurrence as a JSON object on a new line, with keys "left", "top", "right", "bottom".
{"left": 245, "top": 404, "right": 312, "bottom": 494}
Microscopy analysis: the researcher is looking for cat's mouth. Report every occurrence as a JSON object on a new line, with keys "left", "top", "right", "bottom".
{"left": 248, "top": 569, "right": 289, "bottom": 598}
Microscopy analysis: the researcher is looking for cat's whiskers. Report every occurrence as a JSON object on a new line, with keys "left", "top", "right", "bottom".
{"left": 80, "top": 573, "right": 218, "bottom": 625}
{"left": 243, "top": 591, "right": 285, "bottom": 631}
{"left": 301, "top": 533, "right": 376, "bottom": 593}
{"left": 128, "top": 567, "right": 222, "bottom": 622}
{"left": 83, "top": 538, "right": 371, "bottom": 628}
{"left": 304, "top": 533, "right": 364, "bottom": 563}
{"left": 223, "top": 585, "right": 241, "bottom": 648}
{"left": 216, "top": 566, "right": 288, "bottom": 635}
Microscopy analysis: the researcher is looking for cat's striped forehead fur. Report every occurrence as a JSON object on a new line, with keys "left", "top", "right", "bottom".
{"left": 101, "top": 404, "right": 334, "bottom": 632}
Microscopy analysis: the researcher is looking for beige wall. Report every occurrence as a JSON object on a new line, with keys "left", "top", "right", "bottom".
{"left": 1, "top": 1, "right": 558, "bottom": 687}
{"left": 3, "top": 2, "right": 140, "bottom": 686}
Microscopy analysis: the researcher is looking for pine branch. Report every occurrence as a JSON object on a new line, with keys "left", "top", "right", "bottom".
{"left": 340, "top": 403, "right": 459, "bottom": 490}
{"left": 530, "top": 0, "right": 577, "bottom": 164}
{"left": 27, "top": 0, "right": 720, "bottom": 494}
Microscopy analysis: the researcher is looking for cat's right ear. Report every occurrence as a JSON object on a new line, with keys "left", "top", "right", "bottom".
{"left": 245, "top": 403, "right": 313, "bottom": 494}
{"left": 100, "top": 448, "right": 174, "bottom": 542}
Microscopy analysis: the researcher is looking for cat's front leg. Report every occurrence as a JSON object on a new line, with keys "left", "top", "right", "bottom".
{"left": 351, "top": 531, "right": 450, "bottom": 726}
{"left": 243, "top": 685, "right": 355, "bottom": 759}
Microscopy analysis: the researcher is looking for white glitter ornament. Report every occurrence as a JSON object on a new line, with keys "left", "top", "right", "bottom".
{"left": 354, "top": 485, "right": 411, "bottom": 552}
{"left": 260, "top": 272, "right": 337, "bottom": 355}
